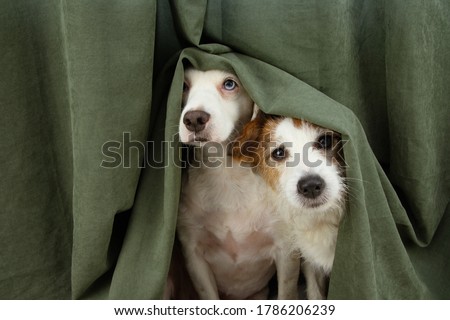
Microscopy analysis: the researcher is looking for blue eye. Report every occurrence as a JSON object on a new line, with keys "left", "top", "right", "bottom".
{"left": 223, "top": 79, "right": 237, "bottom": 91}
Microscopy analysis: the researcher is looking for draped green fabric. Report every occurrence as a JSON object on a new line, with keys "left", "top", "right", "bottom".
{"left": 1, "top": 0, "right": 448, "bottom": 299}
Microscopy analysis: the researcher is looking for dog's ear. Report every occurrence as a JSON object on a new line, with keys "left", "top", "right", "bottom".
{"left": 251, "top": 103, "right": 260, "bottom": 121}
{"left": 232, "top": 111, "right": 266, "bottom": 166}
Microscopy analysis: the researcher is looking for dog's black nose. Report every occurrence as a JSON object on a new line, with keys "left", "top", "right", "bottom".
{"left": 183, "top": 110, "right": 211, "bottom": 132}
{"left": 297, "top": 175, "right": 325, "bottom": 199}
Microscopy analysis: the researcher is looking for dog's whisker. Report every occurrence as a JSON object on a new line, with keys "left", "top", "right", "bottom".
{"left": 342, "top": 188, "right": 366, "bottom": 208}
{"left": 343, "top": 177, "right": 373, "bottom": 185}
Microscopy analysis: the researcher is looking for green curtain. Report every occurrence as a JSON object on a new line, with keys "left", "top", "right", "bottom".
{"left": 1, "top": 0, "right": 448, "bottom": 299}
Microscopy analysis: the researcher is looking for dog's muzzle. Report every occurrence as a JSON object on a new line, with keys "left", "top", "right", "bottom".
{"left": 297, "top": 175, "right": 325, "bottom": 199}
{"left": 183, "top": 110, "right": 211, "bottom": 133}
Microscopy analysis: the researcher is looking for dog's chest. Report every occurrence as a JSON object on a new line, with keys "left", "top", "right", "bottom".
{"left": 288, "top": 211, "right": 341, "bottom": 274}
{"left": 179, "top": 162, "right": 277, "bottom": 261}
{"left": 181, "top": 161, "right": 273, "bottom": 220}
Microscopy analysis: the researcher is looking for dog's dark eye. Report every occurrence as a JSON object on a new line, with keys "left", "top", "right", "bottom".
{"left": 223, "top": 79, "right": 237, "bottom": 91}
{"left": 317, "top": 134, "right": 333, "bottom": 149}
{"left": 271, "top": 146, "right": 287, "bottom": 161}
{"left": 183, "top": 82, "right": 189, "bottom": 92}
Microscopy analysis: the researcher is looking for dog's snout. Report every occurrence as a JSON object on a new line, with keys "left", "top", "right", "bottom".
{"left": 183, "top": 110, "right": 211, "bottom": 132}
{"left": 297, "top": 175, "right": 325, "bottom": 199}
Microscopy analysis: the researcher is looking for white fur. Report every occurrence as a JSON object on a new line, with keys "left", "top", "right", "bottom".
{"left": 177, "top": 70, "right": 298, "bottom": 300}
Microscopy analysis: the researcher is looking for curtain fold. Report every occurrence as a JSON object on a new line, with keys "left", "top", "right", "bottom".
{"left": 0, "top": 0, "right": 448, "bottom": 299}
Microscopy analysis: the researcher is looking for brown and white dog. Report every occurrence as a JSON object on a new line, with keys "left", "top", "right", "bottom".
{"left": 234, "top": 112, "right": 346, "bottom": 299}
{"left": 176, "top": 69, "right": 298, "bottom": 300}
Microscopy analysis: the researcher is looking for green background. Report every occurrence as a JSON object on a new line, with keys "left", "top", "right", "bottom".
{"left": 0, "top": 0, "right": 448, "bottom": 299}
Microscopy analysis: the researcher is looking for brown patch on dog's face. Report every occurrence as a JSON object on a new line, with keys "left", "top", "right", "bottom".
{"left": 292, "top": 118, "right": 303, "bottom": 128}
{"left": 233, "top": 113, "right": 286, "bottom": 191}
{"left": 231, "top": 117, "right": 261, "bottom": 166}
{"left": 257, "top": 159, "right": 281, "bottom": 190}
{"left": 256, "top": 116, "right": 286, "bottom": 190}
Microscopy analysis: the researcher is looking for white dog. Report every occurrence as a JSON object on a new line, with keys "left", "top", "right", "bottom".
{"left": 176, "top": 69, "right": 298, "bottom": 299}
{"left": 235, "top": 112, "right": 346, "bottom": 299}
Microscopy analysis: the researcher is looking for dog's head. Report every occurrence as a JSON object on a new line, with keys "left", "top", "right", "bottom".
{"left": 179, "top": 69, "right": 258, "bottom": 145}
{"left": 234, "top": 112, "right": 346, "bottom": 214}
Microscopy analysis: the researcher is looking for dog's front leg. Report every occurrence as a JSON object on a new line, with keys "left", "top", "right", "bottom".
{"left": 182, "top": 244, "right": 220, "bottom": 299}
{"left": 303, "top": 261, "right": 327, "bottom": 300}
{"left": 276, "top": 249, "right": 300, "bottom": 300}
